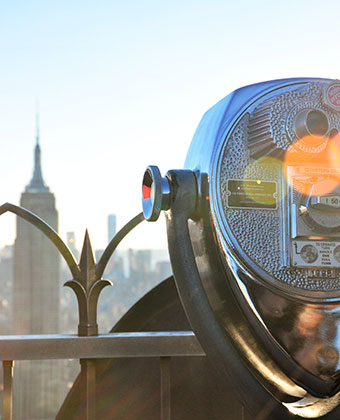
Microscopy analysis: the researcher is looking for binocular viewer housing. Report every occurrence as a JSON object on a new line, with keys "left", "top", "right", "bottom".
{"left": 143, "top": 78, "right": 340, "bottom": 418}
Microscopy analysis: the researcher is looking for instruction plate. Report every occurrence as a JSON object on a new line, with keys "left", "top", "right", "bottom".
{"left": 227, "top": 179, "right": 277, "bottom": 210}
{"left": 292, "top": 240, "right": 340, "bottom": 268}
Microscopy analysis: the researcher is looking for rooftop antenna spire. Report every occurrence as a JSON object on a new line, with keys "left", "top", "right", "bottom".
{"left": 26, "top": 104, "right": 49, "bottom": 193}
{"left": 36, "top": 102, "right": 40, "bottom": 146}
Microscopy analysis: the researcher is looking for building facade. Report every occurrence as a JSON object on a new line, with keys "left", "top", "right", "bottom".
{"left": 12, "top": 129, "right": 63, "bottom": 419}
{"left": 108, "top": 214, "right": 117, "bottom": 242}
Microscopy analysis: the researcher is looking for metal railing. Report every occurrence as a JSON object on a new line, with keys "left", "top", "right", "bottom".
{"left": 0, "top": 332, "right": 204, "bottom": 420}
{"left": 0, "top": 203, "right": 206, "bottom": 420}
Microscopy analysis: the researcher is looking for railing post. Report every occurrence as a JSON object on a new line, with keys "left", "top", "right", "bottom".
{"left": 70, "top": 231, "right": 103, "bottom": 420}
{"left": 160, "top": 357, "right": 171, "bottom": 420}
{"left": 80, "top": 359, "right": 96, "bottom": 420}
{"left": 63, "top": 216, "right": 143, "bottom": 420}
{"left": 2, "top": 360, "right": 14, "bottom": 420}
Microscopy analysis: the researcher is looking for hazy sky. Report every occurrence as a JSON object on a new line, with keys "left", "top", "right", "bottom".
{"left": 0, "top": 0, "right": 339, "bottom": 252}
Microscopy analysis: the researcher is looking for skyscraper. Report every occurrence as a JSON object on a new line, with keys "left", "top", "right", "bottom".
{"left": 13, "top": 122, "right": 59, "bottom": 335}
{"left": 66, "top": 231, "right": 79, "bottom": 260}
{"left": 12, "top": 121, "right": 62, "bottom": 419}
{"left": 108, "top": 214, "right": 117, "bottom": 243}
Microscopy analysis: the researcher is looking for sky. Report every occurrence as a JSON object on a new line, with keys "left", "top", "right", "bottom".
{"left": 0, "top": 0, "right": 339, "bottom": 253}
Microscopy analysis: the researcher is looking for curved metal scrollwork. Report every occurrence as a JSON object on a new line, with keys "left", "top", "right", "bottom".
{"left": 0, "top": 203, "right": 144, "bottom": 336}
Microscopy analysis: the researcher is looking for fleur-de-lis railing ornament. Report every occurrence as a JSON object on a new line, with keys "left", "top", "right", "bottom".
{"left": 0, "top": 202, "right": 144, "bottom": 337}
{"left": 65, "top": 230, "right": 111, "bottom": 336}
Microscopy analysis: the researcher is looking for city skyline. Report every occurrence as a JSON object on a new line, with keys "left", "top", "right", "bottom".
{"left": 1, "top": 1, "right": 340, "bottom": 252}
{"left": 0, "top": 131, "right": 169, "bottom": 256}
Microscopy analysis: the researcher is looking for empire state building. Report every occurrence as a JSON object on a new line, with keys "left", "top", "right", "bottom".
{"left": 13, "top": 127, "right": 60, "bottom": 334}
{"left": 12, "top": 124, "right": 61, "bottom": 419}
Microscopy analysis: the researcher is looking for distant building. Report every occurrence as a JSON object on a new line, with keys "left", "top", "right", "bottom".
{"left": 154, "top": 260, "right": 172, "bottom": 280}
{"left": 91, "top": 242, "right": 172, "bottom": 333}
{"left": 13, "top": 130, "right": 59, "bottom": 334}
{"left": 108, "top": 214, "right": 117, "bottom": 242}
{"left": 66, "top": 231, "right": 79, "bottom": 260}
{"left": 128, "top": 249, "right": 151, "bottom": 283}
{"left": 95, "top": 248, "right": 104, "bottom": 262}
{"left": 128, "top": 249, "right": 156, "bottom": 298}
{"left": 12, "top": 123, "right": 63, "bottom": 419}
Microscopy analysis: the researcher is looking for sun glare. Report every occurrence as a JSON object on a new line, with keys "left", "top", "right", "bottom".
{"left": 284, "top": 132, "right": 340, "bottom": 197}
